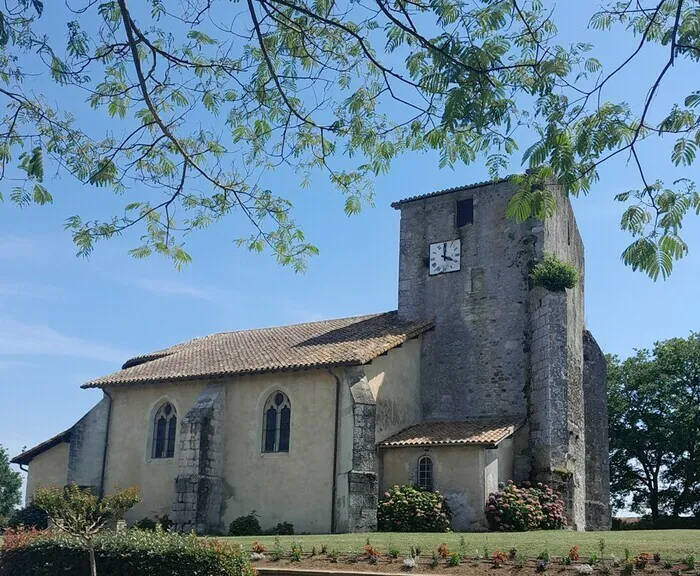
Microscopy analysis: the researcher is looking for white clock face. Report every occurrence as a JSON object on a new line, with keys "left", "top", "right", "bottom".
{"left": 429, "top": 239, "right": 461, "bottom": 275}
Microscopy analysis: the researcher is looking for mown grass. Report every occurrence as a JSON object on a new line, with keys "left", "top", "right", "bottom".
{"left": 219, "top": 530, "right": 700, "bottom": 561}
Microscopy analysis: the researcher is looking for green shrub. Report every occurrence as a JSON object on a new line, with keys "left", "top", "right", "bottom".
{"left": 530, "top": 255, "right": 578, "bottom": 291}
{"left": 228, "top": 511, "right": 261, "bottom": 536}
{"left": 0, "top": 516, "right": 8, "bottom": 534}
{"left": 134, "top": 515, "right": 173, "bottom": 531}
{"left": 134, "top": 517, "right": 157, "bottom": 531}
{"left": 0, "top": 528, "right": 255, "bottom": 576}
{"left": 378, "top": 485, "right": 452, "bottom": 532}
{"left": 7, "top": 504, "right": 49, "bottom": 530}
{"left": 448, "top": 552, "right": 462, "bottom": 567}
{"left": 268, "top": 521, "right": 294, "bottom": 535}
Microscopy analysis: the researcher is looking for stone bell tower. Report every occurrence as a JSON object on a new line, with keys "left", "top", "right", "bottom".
{"left": 392, "top": 177, "right": 610, "bottom": 530}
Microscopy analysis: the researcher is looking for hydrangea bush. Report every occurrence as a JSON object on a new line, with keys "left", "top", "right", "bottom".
{"left": 377, "top": 485, "right": 452, "bottom": 532}
{"left": 485, "top": 481, "right": 567, "bottom": 531}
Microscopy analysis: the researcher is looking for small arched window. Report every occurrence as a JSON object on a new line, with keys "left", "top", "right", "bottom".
{"left": 417, "top": 455, "right": 434, "bottom": 491}
{"left": 263, "top": 391, "right": 291, "bottom": 453}
{"left": 152, "top": 402, "right": 177, "bottom": 459}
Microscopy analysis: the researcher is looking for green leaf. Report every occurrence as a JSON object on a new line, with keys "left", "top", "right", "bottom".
{"left": 32, "top": 183, "right": 53, "bottom": 205}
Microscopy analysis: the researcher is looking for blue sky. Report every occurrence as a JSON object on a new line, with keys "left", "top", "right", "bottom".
{"left": 1, "top": 2, "right": 699, "bottom": 488}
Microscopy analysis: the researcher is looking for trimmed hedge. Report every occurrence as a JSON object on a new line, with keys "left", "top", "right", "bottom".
{"left": 0, "top": 528, "right": 256, "bottom": 576}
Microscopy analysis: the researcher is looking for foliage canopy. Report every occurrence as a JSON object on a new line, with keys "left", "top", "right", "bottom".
{"left": 1, "top": 0, "right": 699, "bottom": 277}
{"left": 0, "top": 445, "right": 22, "bottom": 518}
{"left": 607, "top": 333, "right": 700, "bottom": 520}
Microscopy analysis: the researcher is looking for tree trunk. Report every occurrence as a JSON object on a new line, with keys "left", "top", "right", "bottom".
{"left": 89, "top": 544, "right": 97, "bottom": 576}
{"left": 650, "top": 490, "right": 660, "bottom": 522}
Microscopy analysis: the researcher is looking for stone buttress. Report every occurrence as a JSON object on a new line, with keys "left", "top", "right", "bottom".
{"left": 171, "top": 383, "right": 225, "bottom": 534}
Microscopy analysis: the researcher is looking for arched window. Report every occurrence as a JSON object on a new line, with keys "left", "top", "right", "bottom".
{"left": 152, "top": 402, "right": 177, "bottom": 459}
{"left": 263, "top": 391, "right": 291, "bottom": 453}
{"left": 417, "top": 455, "right": 434, "bottom": 491}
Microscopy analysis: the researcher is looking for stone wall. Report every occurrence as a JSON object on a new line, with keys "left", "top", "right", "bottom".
{"left": 528, "top": 287, "right": 586, "bottom": 530}
{"left": 171, "top": 383, "right": 225, "bottom": 534}
{"left": 396, "top": 180, "right": 536, "bottom": 421}
{"left": 346, "top": 369, "right": 378, "bottom": 533}
{"left": 67, "top": 395, "right": 111, "bottom": 492}
{"left": 395, "top": 179, "right": 591, "bottom": 529}
{"left": 583, "top": 330, "right": 612, "bottom": 530}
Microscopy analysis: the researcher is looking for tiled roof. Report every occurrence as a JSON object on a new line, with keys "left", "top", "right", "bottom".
{"left": 83, "top": 311, "right": 433, "bottom": 388}
{"left": 11, "top": 428, "right": 72, "bottom": 466}
{"left": 390, "top": 177, "right": 512, "bottom": 208}
{"left": 378, "top": 417, "right": 525, "bottom": 448}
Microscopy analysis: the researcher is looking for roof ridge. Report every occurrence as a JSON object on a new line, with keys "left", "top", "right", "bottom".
{"left": 188, "top": 310, "right": 393, "bottom": 338}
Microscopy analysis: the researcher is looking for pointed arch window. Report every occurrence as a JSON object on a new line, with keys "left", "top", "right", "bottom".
{"left": 263, "top": 391, "right": 291, "bottom": 453}
{"left": 152, "top": 402, "right": 177, "bottom": 459}
{"left": 417, "top": 455, "right": 434, "bottom": 491}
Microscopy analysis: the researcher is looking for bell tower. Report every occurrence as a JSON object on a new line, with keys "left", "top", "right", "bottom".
{"left": 393, "top": 179, "right": 536, "bottom": 421}
{"left": 392, "top": 178, "right": 608, "bottom": 530}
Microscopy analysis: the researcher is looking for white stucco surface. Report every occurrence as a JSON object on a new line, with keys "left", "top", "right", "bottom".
{"left": 26, "top": 441, "right": 70, "bottom": 500}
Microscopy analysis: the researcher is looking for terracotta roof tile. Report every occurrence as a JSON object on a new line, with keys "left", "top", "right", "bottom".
{"left": 83, "top": 311, "right": 433, "bottom": 388}
{"left": 378, "top": 417, "right": 525, "bottom": 448}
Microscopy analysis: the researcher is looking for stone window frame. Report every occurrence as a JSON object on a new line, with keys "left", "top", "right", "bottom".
{"left": 261, "top": 390, "right": 292, "bottom": 454}
{"left": 417, "top": 455, "right": 434, "bottom": 491}
{"left": 146, "top": 397, "right": 180, "bottom": 463}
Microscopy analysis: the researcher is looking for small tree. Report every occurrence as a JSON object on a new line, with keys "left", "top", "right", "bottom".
{"left": 33, "top": 484, "right": 139, "bottom": 576}
{"left": 0, "top": 445, "right": 22, "bottom": 517}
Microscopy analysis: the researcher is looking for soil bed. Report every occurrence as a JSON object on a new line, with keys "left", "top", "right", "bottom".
{"left": 252, "top": 555, "right": 697, "bottom": 576}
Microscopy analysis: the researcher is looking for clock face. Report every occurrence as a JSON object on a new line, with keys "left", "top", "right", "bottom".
{"left": 429, "top": 239, "right": 461, "bottom": 275}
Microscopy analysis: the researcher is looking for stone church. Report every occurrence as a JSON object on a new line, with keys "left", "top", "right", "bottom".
{"left": 13, "top": 178, "right": 611, "bottom": 533}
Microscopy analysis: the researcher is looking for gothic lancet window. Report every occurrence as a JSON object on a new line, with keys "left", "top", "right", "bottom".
{"left": 152, "top": 402, "right": 177, "bottom": 459}
{"left": 262, "top": 391, "right": 291, "bottom": 453}
{"left": 417, "top": 455, "right": 434, "bottom": 491}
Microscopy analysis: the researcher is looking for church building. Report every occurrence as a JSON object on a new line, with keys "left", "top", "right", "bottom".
{"left": 13, "top": 178, "right": 611, "bottom": 533}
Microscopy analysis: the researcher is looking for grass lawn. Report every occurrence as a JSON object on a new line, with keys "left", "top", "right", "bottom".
{"left": 220, "top": 531, "right": 700, "bottom": 561}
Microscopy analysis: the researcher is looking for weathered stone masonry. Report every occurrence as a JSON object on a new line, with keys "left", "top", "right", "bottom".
{"left": 67, "top": 395, "right": 111, "bottom": 492}
{"left": 171, "top": 383, "right": 226, "bottom": 534}
{"left": 394, "top": 179, "right": 610, "bottom": 530}
{"left": 583, "top": 330, "right": 611, "bottom": 530}
{"left": 527, "top": 287, "right": 586, "bottom": 529}
{"left": 346, "top": 370, "right": 378, "bottom": 533}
